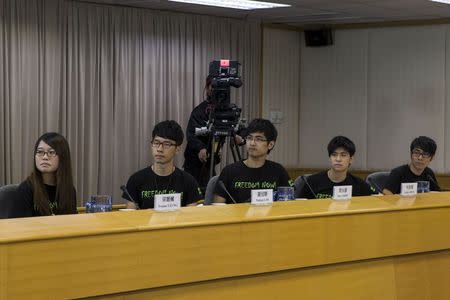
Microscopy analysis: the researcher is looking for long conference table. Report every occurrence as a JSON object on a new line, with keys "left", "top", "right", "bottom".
{"left": 1, "top": 193, "right": 450, "bottom": 299}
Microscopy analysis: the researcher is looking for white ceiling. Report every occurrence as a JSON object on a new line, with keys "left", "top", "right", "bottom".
{"left": 78, "top": 0, "right": 450, "bottom": 26}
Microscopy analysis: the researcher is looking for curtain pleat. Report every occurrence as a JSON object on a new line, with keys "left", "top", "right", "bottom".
{"left": 0, "top": 0, "right": 261, "bottom": 205}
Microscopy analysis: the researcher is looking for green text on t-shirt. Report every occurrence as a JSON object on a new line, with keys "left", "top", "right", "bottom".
{"left": 234, "top": 181, "right": 277, "bottom": 189}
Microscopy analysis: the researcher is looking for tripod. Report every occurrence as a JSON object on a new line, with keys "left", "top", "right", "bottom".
{"left": 195, "top": 100, "right": 244, "bottom": 188}
{"left": 208, "top": 132, "right": 242, "bottom": 179}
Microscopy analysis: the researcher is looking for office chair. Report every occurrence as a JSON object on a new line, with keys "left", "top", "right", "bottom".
{"left": 294, "top": 174, "right": 311, "bottom": 199}
{"left": 204, "top": 175, "right": 219, "bottom": 205}
{"left": 0, "top": 184, "right": 19, "bottom": 219}
{"left": 366, "top": 171, "right": 390, "bottom": 194}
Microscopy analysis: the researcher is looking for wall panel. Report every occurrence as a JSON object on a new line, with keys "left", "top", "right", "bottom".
{"left": 367, "top": 26, "right": 446, "bottom": 171}
{"left": 262, "top": 28, "right": 301, "bottom": 167}
{"left": 263, "top": 25, "right": 450, "bottom": 173}
{"left": 299, "top": 29, "right": 369, "bottom": 169}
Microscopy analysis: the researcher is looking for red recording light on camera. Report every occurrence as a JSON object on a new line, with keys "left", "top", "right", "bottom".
{"left": 220, "top": 59, "right": 230, "bottom": 67}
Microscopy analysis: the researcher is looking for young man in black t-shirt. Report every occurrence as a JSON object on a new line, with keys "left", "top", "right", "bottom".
{"left": 214, "top": 118, "right": 292, "bottom": 204}
{"left": 122, "top": 120, "right": 202, "bottom": 209}
{"left": 296, "top": 136, "right": 374, "bottom": 199}
{"left": 383, "top": 136, "right": 440, "bottom": 194}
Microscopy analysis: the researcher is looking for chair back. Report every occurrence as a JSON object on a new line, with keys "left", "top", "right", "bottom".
{"left": 0, "top": 184, "right": 19, "bottom": 219}
{"left": 204, "top": 175, "right": 219, "bottom": 205}
{"left": 366, "top": 171, "right": 390, "bottom": 194}
{"left": 294, "top": 174, "right": 311, "bottom": 199}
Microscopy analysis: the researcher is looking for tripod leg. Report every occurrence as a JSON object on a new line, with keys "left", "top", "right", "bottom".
{"left": 209, "top": 136, "right": 215, "bottom": 179}
{"left": 235, "top": 139, "right": 242, "bottom": 161}
{"left": 230, "top": 138, "right": 237, "bottom": 162}
{"left": 229, "top": 137, "right": 242, "bottom": 162}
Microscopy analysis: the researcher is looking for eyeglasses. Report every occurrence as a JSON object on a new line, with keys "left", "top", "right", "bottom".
{"left": 245, "top": 135, "right": 268, "bottom": 143}
{"left": 412, "top": 149, "right": 431, "bottom": 159}
{"left": 151, "top": 140, "right": 177, "bottom": 149}
{"left": 35, "top": 149, "right": 57, "bottom": 158}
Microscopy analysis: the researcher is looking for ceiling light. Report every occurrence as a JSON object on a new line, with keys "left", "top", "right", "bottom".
{"left": 431, "top": 0, "right": 450, "bottom": 4}
{"left": 168, "top": 0, "right": 290, "bottom": 10}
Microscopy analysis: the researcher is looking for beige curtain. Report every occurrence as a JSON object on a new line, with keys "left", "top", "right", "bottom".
{"left": 0, "top": 0, "right": 261, "bottom": 205}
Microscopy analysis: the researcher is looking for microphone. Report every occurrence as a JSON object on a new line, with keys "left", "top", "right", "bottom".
{"left": 120, "top": 185, "right": 140, "bottom": 210}
{"left": 302, "top": 175, "right": 317, "bottom": 199}
{"left": 426, "top": 174, "right": 440, "bottom": 191}
{"left": 217, "top": 180, "right": 237, "bottom": 204}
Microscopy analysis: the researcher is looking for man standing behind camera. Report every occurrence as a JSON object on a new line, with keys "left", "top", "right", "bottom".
{"left": 183, "top": 75, "right": 217, "bottom": 189}
{"left": 184, "top": 74, "right": 244, "bottom": 189}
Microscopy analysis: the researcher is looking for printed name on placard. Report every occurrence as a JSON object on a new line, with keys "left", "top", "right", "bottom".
{"left": 400, "top": 182, "right": 417, "bottom": 196}
{"left": 332, "top": 185, "right": 352, "bottom": 201}
{"left": 257, "top": 191, "right": 268, "bottom": 197}
{"left": 251, "top": 189, "right": 273, "bottom": 205}
{"left": 154, "top": 193, "right": 181, "bottom": 211}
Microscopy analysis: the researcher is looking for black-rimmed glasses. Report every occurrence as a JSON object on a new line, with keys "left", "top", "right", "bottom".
{"left": 412, "top": 149, "right": 431, "bottom": 159}
{"left": 35, "top": 149, "right": 57, "bottom": 158}
{"left": 245, "top": 135, "right": 268, "bottom": 143}
{"left": 151, "top": 140, "right": 177, "bottom": 149}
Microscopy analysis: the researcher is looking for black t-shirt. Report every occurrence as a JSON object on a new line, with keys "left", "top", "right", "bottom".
{"left": 183, "top": 100, "right": 215, "bottom": 168}
{"left": 12, "top": 180, "right": 77, "bottom": 217}
{"left": 123, "top": 167, "right": 202, "bottom": 209}
{"left": 384, "top": 164, "right": 440, "bottom": 194}
{"left": 214, "top": 160, "right": 292, "bottom": 204}
{"left": 297, "top": 171, "right": 375, "bottom": 199}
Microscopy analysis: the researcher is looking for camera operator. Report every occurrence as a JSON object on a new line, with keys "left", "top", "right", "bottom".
{"left": 183, "top": 75, "right": 244, "bottom": 189}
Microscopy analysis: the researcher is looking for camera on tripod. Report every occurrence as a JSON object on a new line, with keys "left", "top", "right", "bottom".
{"left": 194, "top": 59, "right": 247, "bottom": 179}
{"left": 195, "top": 59, "right": 245, "bottom": 137}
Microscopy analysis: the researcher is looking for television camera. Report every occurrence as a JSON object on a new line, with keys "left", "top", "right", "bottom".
{"left": 195, "top": 59, "right": 246, "bottom": 178}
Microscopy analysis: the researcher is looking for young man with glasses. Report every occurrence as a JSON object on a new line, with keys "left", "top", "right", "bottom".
{"left": 383, "top": 136, "right": 440, "bottom": 194}
{"left": 122, "top": 120, "right": 202, "bottom": 209}
{"left": 296, "top": 136, "right": 374, "bottom": 199}
{"left": 213, "top": 118, "right": 291, "bottom": 204}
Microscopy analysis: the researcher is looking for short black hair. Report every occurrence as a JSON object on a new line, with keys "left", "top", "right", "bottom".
{"left": 327, "top": 136, "right": 356, "bottom": 157}
{"left": 247, "top": 118, "right": 278, "bottom": 142}
{"left": 152, "top": 120, "right": 184, "bottom": 146}
{"left": 410, "top": 136, "right": 437, "bottom": 156}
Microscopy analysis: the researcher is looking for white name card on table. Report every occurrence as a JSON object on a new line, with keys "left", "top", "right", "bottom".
{"left": 332, "top": 185, "right": 352, "bottom": 201}
{"left": 154, "top": 193, "right": 181, "bottom": 212}
{"left": 251, "top": 189, "right": 273, "bottom": 206}
{"left": 401, "top": 182, "right": 417, "bottom": 196}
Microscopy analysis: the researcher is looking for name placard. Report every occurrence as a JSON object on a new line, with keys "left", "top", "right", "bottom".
{"left": 154, "top": 193, "right": 181, "bottom": 212}
{"left": 401, "top": 182, "right": 417, "bottom": 196}
{"left": 251, "top": 189, "right": 273, "bottom": 206}
{"left": 332, "top": 185, "right": 352, "bottom": 201}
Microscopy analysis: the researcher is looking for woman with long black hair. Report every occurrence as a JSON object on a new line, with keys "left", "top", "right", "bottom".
{"left": 13, "top": 132, "right": 77, "bottom": 217}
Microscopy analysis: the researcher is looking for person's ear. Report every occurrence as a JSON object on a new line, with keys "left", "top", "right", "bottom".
{"left": 268, "top": 141, "right": 275, "bottom": 151}
{"left": 176, "top": 145, "right": 181, "bottom": 153}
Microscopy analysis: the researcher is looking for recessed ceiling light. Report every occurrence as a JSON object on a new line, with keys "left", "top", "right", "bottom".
{"left": 430, "top": 0, "right": 450, "bottom": 4}
{"left": 168, "top": 0, "right": 290, "bottom": 10}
